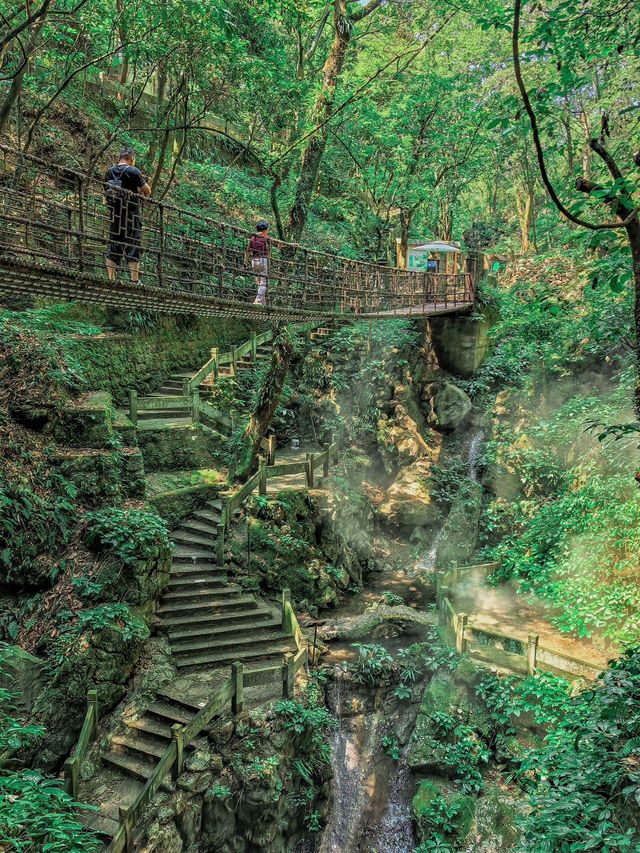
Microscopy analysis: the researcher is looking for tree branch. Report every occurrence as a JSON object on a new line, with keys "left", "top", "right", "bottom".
{"left": 512, "top": 0, "right": 637, "bottom": 230}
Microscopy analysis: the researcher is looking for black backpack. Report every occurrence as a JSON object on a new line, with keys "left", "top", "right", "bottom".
{"left": 105, "top": 164, "right": 131, "bottom": 203}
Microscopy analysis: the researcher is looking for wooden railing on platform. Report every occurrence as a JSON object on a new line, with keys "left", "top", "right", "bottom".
{"left": 63, "top": 689, "right": 99, "bottom": 797}
{"left": 435, "top": 563, "right": 604, "bottom": 681}
{"left": 104, "top": 589, "right": 307, "bottom": 852}
{"left": 215, "top": 429, "right": 345, "bottom": 564}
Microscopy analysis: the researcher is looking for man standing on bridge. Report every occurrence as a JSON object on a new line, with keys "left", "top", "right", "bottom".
{"left": 104, "top": 147, "right": 151, "bottom": 284}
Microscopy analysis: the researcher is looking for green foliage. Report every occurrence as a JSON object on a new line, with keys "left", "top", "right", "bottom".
{"left": 0, "top": 770, "right": 100, "bottom": 852}
{"left": 348, "top": 643, "right": 394, "bottom": 685}
{"left": 381, "top": 733, "right": 401, "bottom": 761}
{"left": 275, "top": 699, "right": 336, "bottom": 737}
{"left": 518, "top": 650, "right": 640, "bottom": 852}
{"left": 84, "top": 508, "right": 170, "bottom": 567}
{"left": 0, "top": 446, "right": 78, "bottom": 584}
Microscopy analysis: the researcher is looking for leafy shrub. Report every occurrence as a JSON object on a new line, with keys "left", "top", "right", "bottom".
{"left": 349, "top": 643, "right": 394, "bottom": 685}
{"left": 84, "top": 508, "right": 170, "bottom": 567}
{"left": 0, "top": 770, "right": 100, "bottom": 852}
{"left": 519, "top": 649, "right": 640, "bottom": 852}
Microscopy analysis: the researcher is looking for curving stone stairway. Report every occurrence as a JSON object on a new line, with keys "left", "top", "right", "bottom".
{"left": 158, "top": 500, "right": 297, "bottom": 670}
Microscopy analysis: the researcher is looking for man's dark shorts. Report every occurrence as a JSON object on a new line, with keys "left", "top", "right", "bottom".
{"left": 107, "top": 201, "right": 142, "bottom": 263}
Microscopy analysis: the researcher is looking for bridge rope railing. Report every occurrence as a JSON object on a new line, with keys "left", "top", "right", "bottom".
{"left": 0, "top": 145, "right": 475, "bottom": 319}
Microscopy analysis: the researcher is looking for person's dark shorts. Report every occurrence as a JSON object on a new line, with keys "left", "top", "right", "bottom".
{"left": 107, "top": 201, "right": 142, "bottom": 263}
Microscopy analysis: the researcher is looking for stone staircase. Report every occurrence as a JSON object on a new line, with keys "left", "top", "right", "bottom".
{"left": 79, "top": 688, "right": 215, "bottom": 846}
{"left": 79, "top": 501, "right": 299, "bottom": 847}
{"left": 216, "top": 340, "right": 272, "bottom": 378}
{"left": 158, "top": 499, "right": 297, "bottom": 670}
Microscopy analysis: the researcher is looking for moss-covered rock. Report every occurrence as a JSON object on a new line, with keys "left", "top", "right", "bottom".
{"left": 408, "top": 671, "right": 492, "bottom": 773}
{"left": 244, "top": 487, "right": 374, "bottom": 611}
{"left": 31, "top": 605, "right": 149, "bottom": 769}
{"left": 52, "top": 391, "right": 116, "bottom": 449}
{"left": 467, "top": 782, "right": 526, "bottom": 851}
{"left": 83, "top": 508, "right": 172, "bottom": 605}
{"left": 136, "top": 422, "right": 227, "bottom": 472}
{"left": 378, "top": 459, "right": 443, "bottom": 529}
{"left": 412, "top": 778, "right": 476, "bottom": 844}
{"left": 436, "top": 480, "right": 483, "bottom": 568}
{"left": 425, "top": 380, "right": 473, "bottom": 432}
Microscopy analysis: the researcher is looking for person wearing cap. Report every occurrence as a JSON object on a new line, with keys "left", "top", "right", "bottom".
{"left": 244, "top": 220, "right": 270, "bottom": 305}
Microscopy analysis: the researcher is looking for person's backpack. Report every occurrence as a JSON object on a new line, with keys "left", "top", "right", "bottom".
{"left": 105, "top": 165, "right": 131, "bottom": 204}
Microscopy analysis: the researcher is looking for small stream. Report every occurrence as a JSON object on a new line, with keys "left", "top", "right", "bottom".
{"left": 310, "top": 431, "right": 484, "bottom": 852}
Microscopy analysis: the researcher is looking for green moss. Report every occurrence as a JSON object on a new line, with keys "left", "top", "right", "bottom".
{"left": 136, "top": 423, "right": 227, "bottom": 471}
{"left": 412, "top": 778, "right": 476, "bottom": 843}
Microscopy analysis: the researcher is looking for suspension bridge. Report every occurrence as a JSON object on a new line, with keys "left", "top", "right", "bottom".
{"left": 0, "top": 146, "right": 476, "bottom": 321}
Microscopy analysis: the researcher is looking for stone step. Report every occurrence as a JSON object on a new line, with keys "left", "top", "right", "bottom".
{"left": 137, "top": 409, "right": 191, "bottom": 421}
{"left": 169, "top": 559, "right": 226, "bottom": 583}
{"left": 160, "top": 603, "right": 270, "bottom": 631}
{"left": 79, "top": 812, "right": 119, "bottom": 841}
{"left": 175, "top": 640, "right": 297, "bottom": 670}
{"left": 111, "top": 733, "right": 166, "bottom": 761}
{"left": 135, "top": 418, "right": 194, "bottom": 430}
{"left": 170, "top": 530, "right": 216, "bottom": 549}
{"left": 128, "top": 716, "right": 173, "bottom": 742}
{"left": 178, "top": 518, "right": 220, "bottom": 537}
{"left": 163, "top": 585, "right": 238, "bottom": 603}
{"left": 166, "top": 613, "right": 279, "bottom": 642}
{"left": 173, "top": 545, "right": 217, "bottom": 562}
{"left": 145, "top": 700, "right": 195, "bottom": 727}
{"left": 171, "top": 629, "right": 290, "bottom": 655}
{"left": 167, "top": 573, "right": 227, "bottom": 590}
{"left": 101, "top": 750, "right": 155, "bottom": 783}
{"left": 159, "top": 595, "right": 253, "bottom": 619}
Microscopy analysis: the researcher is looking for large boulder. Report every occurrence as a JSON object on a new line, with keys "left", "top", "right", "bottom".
{"left": 377, "top": 460, "right": 442, "bottom": 529}
{"left": 317, "top": 604, "right": 437, "bottom": 642}
{"left": 425, "top": 381, "right": 473, "bottom": 432}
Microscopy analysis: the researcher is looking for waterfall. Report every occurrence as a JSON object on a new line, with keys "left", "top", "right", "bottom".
{"left": 468, "top": 431, "right": 484, "bottom": 482}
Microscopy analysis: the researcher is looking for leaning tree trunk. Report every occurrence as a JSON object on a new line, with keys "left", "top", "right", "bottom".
{"left": 628, "top": 223, "right": 640, "bottom": 419}
{"left": 232, "top": 327, "right": 294, "bottom": 481}
{"left": 287, "top": 0, "right": 350, "bottom": 242}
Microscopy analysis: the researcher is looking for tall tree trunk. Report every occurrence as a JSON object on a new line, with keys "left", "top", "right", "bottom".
{"left": 0, "top": 23, "right": 45, "bottom": 136}
{"left": 232, "top": 327, "right": 294, "bottom": 481}
{"left": 438, "top": 197, "right": 453, "bottom": 241}
{"left": 287, "top": 0, "right": 351, "bottom": 241}
{"left": 515, "top": 188, "right": 532, "bottom": 253}
{"left": 628, "top": 223, "right": 640, "bottom": 418}
{"left": 397, "top": 209, "right": 412, "bottom": 268}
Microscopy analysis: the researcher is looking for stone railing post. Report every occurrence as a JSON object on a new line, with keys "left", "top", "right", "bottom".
{"left": 323, "top": 443, "right": 330, "bottom": 478}
{"left": 191, "top": 389, "right": 200, "bottom": 424}
{"left": 250, "top": 332, "right": 257, "bottom": 361}
{"left": 129, "top": 390, "right": 138, "bottom": 426}
{"left": 305, "top": 454, "right": 314, "bottom": 489}
{"left": 171, "top": 723, "right": 184, "bottom": 780}
{"left": 527, "top": 633, "right": 539, "bottom": 675}
{"left": 232, "top": 661, "right": 244, "bottom": 714}
{"left": 281, "top": 588, "right": 292, "bottom": 632}
{"left": 88, "top": 688, "right": 99, "bottom": 740}
{"left": 119, "top": 803, "right": 133, "bottom": 853}
{"left": 456, "top": 612, "right": 468, "bottom": 654}
{"left": 210, "top": 347, "right": 219, "bottom": 382}
{"left": 216, "top": 523, "right": 225, "bottom": 567}
{"left": 258, "top": 455, "right": 267, "bottom": 496}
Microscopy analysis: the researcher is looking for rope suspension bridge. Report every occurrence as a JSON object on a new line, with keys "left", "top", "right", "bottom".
{"left": 0, "top": 146, "right": 476, "bottom": 321}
